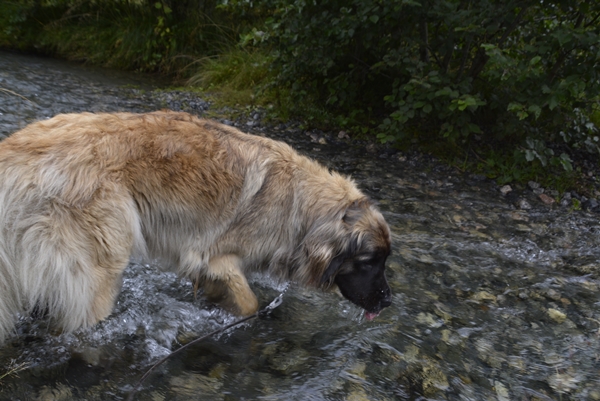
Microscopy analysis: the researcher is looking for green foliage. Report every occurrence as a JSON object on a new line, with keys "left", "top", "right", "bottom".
{"left": 187, "top": 48, "right": 275, "bottom": 106}
{"left": 478, "top": 148, "right": 531, "bottom": 185}
{"left": 221, "top": 0, "right": 600, "bottom": 178}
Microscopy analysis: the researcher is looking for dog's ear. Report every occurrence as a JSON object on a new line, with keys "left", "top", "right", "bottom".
{"left": 319, "top": 200, "right": 369, "bottom": 287}
{"left": 311, "top": 199, "right": 369, "bottom": 288}
{"left": 320, "top": 235, "right": 359, "bottom": 287}
{"left": 342, "top": 198, "right": 371, "bottom": 226}
{"left": 320, "top": 252, "right": 346, "bottom": 287}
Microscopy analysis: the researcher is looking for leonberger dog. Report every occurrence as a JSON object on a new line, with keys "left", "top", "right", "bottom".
{"left": 0, "top": 111, "right": 392, "bottom": 343}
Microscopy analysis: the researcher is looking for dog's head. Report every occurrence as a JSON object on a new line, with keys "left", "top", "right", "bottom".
{"left": 319, "top": 199, "right": 392, "bottom": 320}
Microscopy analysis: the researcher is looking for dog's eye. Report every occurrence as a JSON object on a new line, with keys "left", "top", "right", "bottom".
{"left": 357, "top": 260, "right": 373, "bottom": 270}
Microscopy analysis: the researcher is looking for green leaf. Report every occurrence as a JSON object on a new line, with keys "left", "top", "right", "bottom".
{"left": 507, "top": 102, "right": 522, "bottom": 112}
{"left": 525, "top": 149, "right": 535, "bottom": 162}
{"left": 369, "top": 15, "right": 379, "bottom": 24}
{"left": 527, "top": 104, "right": 542, "bottom": 119}
{"left": 435, "top": 87, "right": 452, "bottom": 97}
{"left": 468, "top": 123, "right": 481, "bottom": 133}
{"left": 529, "top": 56, "right": 541, "bottom": 66}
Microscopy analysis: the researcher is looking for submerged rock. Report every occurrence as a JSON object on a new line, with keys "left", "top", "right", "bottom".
{"left": 169, "top": 372, "right": 224, "bottom": 399}
{"left": 547, "top": 308, "right": 567, "bottom": 324}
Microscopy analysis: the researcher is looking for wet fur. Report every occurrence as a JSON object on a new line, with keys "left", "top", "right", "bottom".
{"left": 0, "top": 111, "right": 391, "bottom": 342}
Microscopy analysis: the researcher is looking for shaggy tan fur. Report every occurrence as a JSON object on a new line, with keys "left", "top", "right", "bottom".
{"left": 0, "top": 111, "right": 390, "bottom": 342}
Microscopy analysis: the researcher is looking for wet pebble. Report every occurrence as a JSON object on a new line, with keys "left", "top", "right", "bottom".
{"left": 517, "top": 199, "right": 532, "bottom": 210}
{"left": 169, "top": 372, "right": 224, "bottom": 399}
{"left": 548, "top": 370, "right": 581, "bottom": 395}
{"left": 416, "top": 312, "right": 444, "bottom": 328}
{"left": 538, "top": 193, "right": 555, "bottom": 205}
{"left": 493, "top": 380, "right": 510, "bottom": 401}
{"left": 267, "top": 348, "right": 311, "bottom": 373}
{"left": 499, "top": 185, "right": 512, "bottom": 195}
{"left": 584, "top": 198, "right": 599, "bottom": 210}
{"left": 471, "top": 291, "right": 497, "bottom": 303}
{"left": 36, "top": 383, "right": 73, "bottom": 400}
{"left": 547, "top": 308, "right": 567, "bottom": 323}
{"left": 421, "top": 362, "right": 450, "bottom": 396}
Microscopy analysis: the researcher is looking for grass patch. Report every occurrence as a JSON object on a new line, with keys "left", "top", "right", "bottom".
{"left": 187, "top": 48, "right": 273, "bottom": 106}
{"left": 186, "top": 47, "right": 339, "bottom": 127}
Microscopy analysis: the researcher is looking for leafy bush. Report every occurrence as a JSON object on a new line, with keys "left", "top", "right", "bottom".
{"left": 223, "top": 0, "right": 600, "bottom": 177}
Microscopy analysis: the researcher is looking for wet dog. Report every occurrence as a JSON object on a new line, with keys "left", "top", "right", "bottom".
{"left": 0, "top": 111, "right": 392, "bottom": 342}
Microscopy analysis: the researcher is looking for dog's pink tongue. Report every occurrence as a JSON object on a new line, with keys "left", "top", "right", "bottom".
{"left": 365, "top": 311, "right": 380, "bottom": 321}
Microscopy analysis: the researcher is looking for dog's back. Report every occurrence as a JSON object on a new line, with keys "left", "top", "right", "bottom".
{"left": 0, "top": 111, "right": 299, "bottom": 341}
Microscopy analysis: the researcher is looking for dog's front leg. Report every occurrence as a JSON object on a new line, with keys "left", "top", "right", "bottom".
{"left": 198, "top": 254, "right": 258, "bottom": 316}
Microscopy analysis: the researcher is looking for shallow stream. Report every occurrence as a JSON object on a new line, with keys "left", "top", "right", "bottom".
{"left": 0, "top": 51, "right": 599, "bottom": 401}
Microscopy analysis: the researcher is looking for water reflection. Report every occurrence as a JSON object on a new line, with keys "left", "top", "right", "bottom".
{"left": 0, "top": 51, "right": 599, "bottom": 400}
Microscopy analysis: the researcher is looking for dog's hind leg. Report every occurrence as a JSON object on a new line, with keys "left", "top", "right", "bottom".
{"left": 18, "top": 187, "right": 141, "bottom": 334}
{"left": 197, "top": 254, "right": 258, "bottom": 316}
